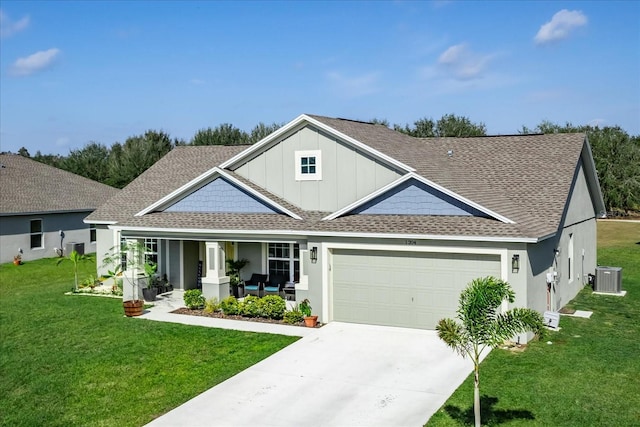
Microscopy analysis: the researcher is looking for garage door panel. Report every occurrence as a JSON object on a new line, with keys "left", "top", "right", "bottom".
{"left": 332, "top": 250, "right": 501, "bottom": 329}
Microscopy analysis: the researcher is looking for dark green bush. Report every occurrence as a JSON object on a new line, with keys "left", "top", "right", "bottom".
{"left": 183, "top": 289, "right": 205, "bottom": 309}
{"left": 283, "top": 307, "right": 304, "bottom": 324}
{"left": 220, "top": 296, "right": 240, "bottom": 315}
{"left": 261, "top": 295, "right": 286, "bottom": 319}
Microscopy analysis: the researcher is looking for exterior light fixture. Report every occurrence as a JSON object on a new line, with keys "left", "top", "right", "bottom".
{"left": 512, "top": 254, "right": 520, "bottom": 273}
{"left": 310, "top": 246, "right": 318, "bottom": 264}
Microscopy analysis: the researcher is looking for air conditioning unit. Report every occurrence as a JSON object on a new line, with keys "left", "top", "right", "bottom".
{"left": 594, "top": 266, "right": 622, "bottom": 293}
{"left": 65, "top": 242, "right": 85, "bottom": 256}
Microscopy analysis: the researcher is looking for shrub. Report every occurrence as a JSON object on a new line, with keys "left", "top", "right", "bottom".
{"left": 299, "top": 299, "right": 312, "bottom": 317}
{"left": 183, "top": 289, "right": 205, "bottom": 309}
{"left": 261, "top": 295, "right": 286, "bottom": 319}
{"left": 241, "top": 295, "right": 262, "bottom": 317}
{"left": 220, "top": 296, "right": 240, "bottom": 315}
{"left": 283, "top": 306, "right": 304, "bottom": 324}
{"left": 204, "top": 297, "right": 220, "bottom": 314}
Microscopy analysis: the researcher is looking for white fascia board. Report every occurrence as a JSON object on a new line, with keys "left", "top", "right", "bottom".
{"left": 83, "top": 219, "right": 117, "bottom": 225}
{"left": 134, "top": 167, "right": 302, "bottom": 220}
{"left": 215, "top": 169, "right": 303, "bottom": 220}
{"left": 220, "top": 114, "right": 415, "bottom": 174}
{"left": 323, "top": 172, "right": 515, "bottom": 224}
{"left": 107, "top": 225, "right": 539, "bottom": 244}
{"left": 219, "top": 114, "right": 309, "bottom": 169}
{"left": 135, "top": 167, "right": 221, "bottom": 216}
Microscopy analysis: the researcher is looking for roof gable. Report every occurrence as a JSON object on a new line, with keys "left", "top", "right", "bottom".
{"left": 136, "top": 167, "right": 302, "bottom": 220}
{"left": 350, "top": 177, "right": 489, "bottom": 217}
{"left": 163, "top": 176, "right": 281, "bottom": 214}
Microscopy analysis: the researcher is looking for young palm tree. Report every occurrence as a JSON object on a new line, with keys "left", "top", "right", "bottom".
{"left": 57, "top": 250, "right": 93, "bottom": 292}
{"left": 436, "top": 276, "right": 545, "bottom": 427}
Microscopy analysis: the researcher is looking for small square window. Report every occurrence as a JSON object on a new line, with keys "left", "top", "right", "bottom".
{"left": 295, "top": 150, "right": 322, "bottom": 181}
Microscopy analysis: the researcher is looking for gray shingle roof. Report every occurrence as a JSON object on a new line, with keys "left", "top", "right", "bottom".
{"left": 88, "top": 116, "right": 592, "bottom": 240}
{"left": 0, "top": 154, "right": 120, "bottom": 215}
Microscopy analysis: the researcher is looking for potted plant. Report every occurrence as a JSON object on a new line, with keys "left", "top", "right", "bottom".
{"left": 102, "top": 241, "right": 147, "bottom": 317}
{"left": 226, "top": 258, "right": 249, "bottom": 298}
{"left": 13, "top": 254, "right": 22, "bottom": 266}
{"left": 141, "top": 261, "right": 158, "bottom": 301}
{"left": 299, "top": 298, "right": 318, "bottom": 327}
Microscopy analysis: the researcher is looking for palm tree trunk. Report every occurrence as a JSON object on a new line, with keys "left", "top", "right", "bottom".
{"left": 474, "top": 361, "right": 481, "bottom": 427}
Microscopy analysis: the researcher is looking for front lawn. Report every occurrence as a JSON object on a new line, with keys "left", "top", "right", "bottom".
{"left": 0, "top": 256, "right": 298, "bottom": 426}
{"left": 427, "top": 220, "right": 640, "bottom": 426}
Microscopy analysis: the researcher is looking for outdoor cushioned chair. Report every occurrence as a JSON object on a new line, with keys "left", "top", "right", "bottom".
{"left": 264, "top": 274, "right": 288, "bottom": 297}
{"left": 243, "top": 273, "right": 268, "bottom": 297}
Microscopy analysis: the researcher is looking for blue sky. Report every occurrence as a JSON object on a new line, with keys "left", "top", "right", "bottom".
{"left": 1, "top": 1, "right": 638, "bottom": 155}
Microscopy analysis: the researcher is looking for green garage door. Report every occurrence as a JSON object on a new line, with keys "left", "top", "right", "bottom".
{"left": 332, "top": 250, "right": 501, "bottom": 329}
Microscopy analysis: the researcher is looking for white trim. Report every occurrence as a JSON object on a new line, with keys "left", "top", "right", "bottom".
{"left": 220, "top": 114, "right": 415, "bottom": 173}
{"left": 294, "top": 150, "right": 322, "bottom": 181}
{"left": 110, "top": 224, "right": 542, "bottom": 243}
{"left": 134, "top": 167, "right": 302, "bottom": 220}
{"left": 83, "top": 219, "right": 117, "bottom": 225}
{"left": 323, "top": 172, "right": 514, "bottom": 224}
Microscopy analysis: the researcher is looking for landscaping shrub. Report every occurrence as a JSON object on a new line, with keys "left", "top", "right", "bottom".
{"left": 220, "top": 296, "right": 240, "bottom": 315}
{"left": 204, "top": 297, "right": 220, "bottom": 314}
{"left": 283, "top": 306, "right": 304, "bottom": 324}
{"left": 261, "top": 295, "right": 286, "bottom": 319}
{"left": 183, "top": 289, "right": 205, "bottom": 309}
{"left": 240, "top": 295, "right": 262, "bottom": 317}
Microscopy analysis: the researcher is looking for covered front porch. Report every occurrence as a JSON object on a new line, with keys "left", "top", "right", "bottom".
{"left": 116, "top": 234, "right": 314, "bottom": 305}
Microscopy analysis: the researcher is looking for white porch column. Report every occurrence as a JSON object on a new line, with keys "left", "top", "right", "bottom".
{"left": 201, "top": 241, "right": 230, "bottom": 301}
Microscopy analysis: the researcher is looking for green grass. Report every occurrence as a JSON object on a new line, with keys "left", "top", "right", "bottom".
{"left": 0, "top": 256, "right": 298, "bottom": 426}
{"left": 427, "top": 221, "right": 640, "bottom": 426}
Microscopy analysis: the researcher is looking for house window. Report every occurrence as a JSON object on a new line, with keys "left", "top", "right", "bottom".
{"left": 120, "top": 237, "right": 128, "bottom": 270}
{"left": 30, "top": 219, "right": 43, "bottom": 249}
{"left": 568, "top": 233, "right": 574, "bottom": 282}
{"left": 268, "top": 243, "right": 299, "bottom": 283}
{"left": 294, "top": 150, "right": 322, "bottom": 181}
{"left": 89, "top": 224, "right": 96, "bottom": 243}
{"left": 144, "top": 238, "right": 158, "bottom": 265}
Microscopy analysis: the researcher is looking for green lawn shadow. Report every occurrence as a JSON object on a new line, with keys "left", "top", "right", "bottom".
{"left": 443, "top": 395, "right": 535, "bottom": 425}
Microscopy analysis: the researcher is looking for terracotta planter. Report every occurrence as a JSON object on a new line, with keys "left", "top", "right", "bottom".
{"left": 123, "top": 300, "right": 144, "bottom": 317}
{"left": 303, "top": 315, "right": 318, "bottom": 328}
{"left": 13, "top": 260, "right": 21, "bottom": 266}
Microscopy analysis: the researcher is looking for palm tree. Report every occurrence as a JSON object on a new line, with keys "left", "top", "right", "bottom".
{"left": 436, "top": 276, "right": 545, "bottom": 427}
{"left": 57, "top": 250, "right": 93, "bottom": 292}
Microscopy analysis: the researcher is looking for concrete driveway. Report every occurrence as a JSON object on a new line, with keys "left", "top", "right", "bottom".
{"left": 147, "top": 322, "right": 474, "bottom": 427}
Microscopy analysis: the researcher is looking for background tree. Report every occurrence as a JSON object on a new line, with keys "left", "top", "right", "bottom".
{"left": 107, "top": 130, "right": 174, "bottom": 188}
{"left": 17, "top": 147, "right": 31, "bottom": 157}
{"left": 395, "top": 114, "right": 486, "bottom": 137}
{"left": 191, "top": 123, "right": 249, "bottom": 146}
{"left": 520, "top": 121, "right": 640, "bottom": 213}
{"left": 249, "top": 122, "right": 282, "bottom": 143}
{"left": 60, "top": 142, "right": 110, "bottom": 184}
{"left": 436, "top": 277, "right": 545, "bottom": 427}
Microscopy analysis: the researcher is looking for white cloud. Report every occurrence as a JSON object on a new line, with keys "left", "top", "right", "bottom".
{"left": 10, "top": 48, "right": 61, "bottom": 76}
{"left": 437, "top": 43, "right": 494, "bottom": 80}
{"left": 534, "top": 9, "right": 587, "bottom": 45}
{"left": 0, "top": 10, "right": 30, "bottom": 38}
{"left": 326, "top": 71, "right": 381, "bottom": 98}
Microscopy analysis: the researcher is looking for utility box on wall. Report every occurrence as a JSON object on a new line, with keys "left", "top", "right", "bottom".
{"left": 594, "top": 266, "right": 622, "bottom": 293}
{"left": 65, "top": 242, "right": 85, "bottom": 256}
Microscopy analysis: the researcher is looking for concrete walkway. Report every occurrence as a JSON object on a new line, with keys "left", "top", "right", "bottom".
{"left": 141, "top": 296, "right": 476, "bottom": 427}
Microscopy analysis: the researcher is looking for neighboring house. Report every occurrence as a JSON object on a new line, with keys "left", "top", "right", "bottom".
{"left": 0, "top": 154, "right": 120, "bottom": 263}
{"left": 86, "top": 114, "right": 605, "bottom": 336}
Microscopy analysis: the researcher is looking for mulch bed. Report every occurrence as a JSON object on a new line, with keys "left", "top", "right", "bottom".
{"left": 171, "top": 307, "right": 321, "bottom": 328}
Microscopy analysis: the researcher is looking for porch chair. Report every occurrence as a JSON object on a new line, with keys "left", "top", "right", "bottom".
{"left": 243, "top": 273, "right": 268, "bottom": 297}
{"left": 264, "top": 274, "right": 288, "bottom": 297}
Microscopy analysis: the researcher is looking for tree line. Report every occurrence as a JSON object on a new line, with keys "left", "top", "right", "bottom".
{"left": 8, "top": 114, "right": 639, "bottom": 213}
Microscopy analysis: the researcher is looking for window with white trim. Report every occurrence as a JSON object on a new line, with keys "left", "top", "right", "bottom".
{"left": 568, "top": 233, "right": 574, "bottom": 282}
{"left": 144, "top": 238, "right": 158, "bottom": 265}
{"left": 30, "top": 219, "right": 43, "bottom": 249}
{"left": 89, "top": 224, "right": 97, "bottom": 243}
{"left": 295, "top": 150, "right": 322, "bottom": 181}
{"left": 268, "top": 243, "right": 299, "bottom": 283}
